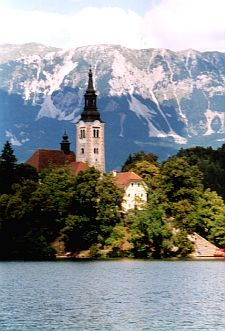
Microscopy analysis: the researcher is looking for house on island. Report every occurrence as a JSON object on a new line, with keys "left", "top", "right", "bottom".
{"left": 113, "top": 171, "right": 148, "bottom": 212}
{"left": 26, "top": 69, "right": 148, "bottom": 211}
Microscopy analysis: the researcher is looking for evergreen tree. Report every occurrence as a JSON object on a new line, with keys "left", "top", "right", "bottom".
{"left": 0, "top": 141, "right": 17, "bottom": 193}
{"left": 1, "top": 141, "right": 17, "bottom": 166}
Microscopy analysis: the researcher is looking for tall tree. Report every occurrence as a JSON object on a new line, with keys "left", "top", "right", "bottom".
{"left": 1, "top": 141, "right": 17, "bottom": 166}
{"left": 0, "top": 141, "right": 17, "bottom": 193}
{"left": 161, "top": 156, "right": 204, "bottom": 232}
{"left": 128, "top": 193, "right": 172, "bottom": 258}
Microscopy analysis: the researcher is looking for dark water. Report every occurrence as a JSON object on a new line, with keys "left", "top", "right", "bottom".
{"left": 0, "top": 260, "right": 225, "bottom": 330}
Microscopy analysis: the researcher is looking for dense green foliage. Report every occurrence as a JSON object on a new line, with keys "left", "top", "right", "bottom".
{"left": 1, "top": 143, "right": 225, "bottom": 260}
{"left": 121, "top": 151, "right": 159, "bottom": 172}
{"left": 128, "top": 192, "right": 172, "bottom": 258}
{"left": 121, "top": 150, "right": 225, "bottom": 255}
{"left": 177, "top": 145, "right": 225, "bottom": 201}
{"left": 0, "top": 144, "right": 124, "bottom": 259}
{"left": 161, "top": 156, "right": 204, "bottom": 233}
{"left": 62, "top": 169, "right": 124, "bottom": 252}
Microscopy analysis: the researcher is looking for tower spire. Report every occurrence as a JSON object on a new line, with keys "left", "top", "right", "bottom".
{"left": 87, "top": 66, "right": 94, "bottom": 92}
{"left": 79, "top": 67, "right": 102, "bottom": 122}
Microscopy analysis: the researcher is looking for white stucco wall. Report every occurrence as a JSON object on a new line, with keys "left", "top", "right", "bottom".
{"left": 122, "top": 181, "right": 147, "bottom": 211}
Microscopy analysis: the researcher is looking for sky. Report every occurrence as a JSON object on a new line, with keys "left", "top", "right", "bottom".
{"left": 0, "top": 0, "right": 224, "bottom": 52}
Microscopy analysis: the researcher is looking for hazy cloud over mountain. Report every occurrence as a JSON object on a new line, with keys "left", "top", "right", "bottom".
{"left": 0, "top": 0, "right": 224, "bottom": 51}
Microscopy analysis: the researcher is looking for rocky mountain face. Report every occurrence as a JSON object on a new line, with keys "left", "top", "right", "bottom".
{"left": 1, "top": 43, "right": 225, "bottom": 170}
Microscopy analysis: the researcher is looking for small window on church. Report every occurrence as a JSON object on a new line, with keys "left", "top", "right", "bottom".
{"left": 80, "top": 129, "right": 85, "bottom": 139}
{"left": 93, "top": 128, "right": 100, "bottom": 138}
{"left": 94, "top": 148, "right": 99, "bottom": 154}
{"left": 81, "top": 148, "right": 84, "bottom": 154}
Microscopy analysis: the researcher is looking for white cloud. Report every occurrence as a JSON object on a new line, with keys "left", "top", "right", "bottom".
{"left": 65, "top": 7, "right": 142, "bottom": 49}
{"left": 0, "top": 7, "right": 141, "bottom": 49}
{"left": 141, "top": 0, "right": 225, "bottom": 51}
{"left": 0, "top": 0, "right": 224, "bottom": 51}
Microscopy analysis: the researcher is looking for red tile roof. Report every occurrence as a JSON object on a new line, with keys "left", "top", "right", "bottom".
{"left": 26, "top": 149, "right": 87, "bottom": 176}
{"left": 67, "top": 161, "right": 88, "bottom": 175}
{"left": 26, "top": 149, "right": 76, "bottom": 172}
{"left": 113, "top": 171, "right": 143, "bottom": 187}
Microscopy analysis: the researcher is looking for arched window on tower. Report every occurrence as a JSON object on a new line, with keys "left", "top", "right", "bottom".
{"left": 80, "top": 129, "right": 86, "bottom": 139}
{"left": 81, "top": 148, "right": 84, "bottom": 154}
{"left": 93, "top": 128, "right": 100, "bottom": 138}
{"left": 94, "top": 148, "right": 99, "bottom": 154}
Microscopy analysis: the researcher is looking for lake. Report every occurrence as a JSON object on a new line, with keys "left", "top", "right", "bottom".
{"left": 0, "top": 260, "right": 225, "bottom": 330}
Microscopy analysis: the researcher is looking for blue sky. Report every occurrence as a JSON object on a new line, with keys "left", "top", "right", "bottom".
{"left": 0, "top": 0, "right": 224, "bottom": 51}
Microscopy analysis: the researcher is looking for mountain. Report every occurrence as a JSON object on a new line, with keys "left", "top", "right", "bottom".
{"left": 1, "top": 43, "right": 225, "bottom": 170}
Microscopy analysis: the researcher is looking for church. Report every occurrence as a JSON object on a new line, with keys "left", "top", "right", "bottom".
{"left": 26, "top": 68, "right": 147, "bottom": 211}
{"left": 26, "top": 68, "right": 105, "bottom": 174}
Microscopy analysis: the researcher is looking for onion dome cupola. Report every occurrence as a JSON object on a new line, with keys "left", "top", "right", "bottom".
{"left": 60, "top": 130, "right": 71, "bottom": 154}
{"left": 80, "top": 68, "right": 102, "bottom": 122}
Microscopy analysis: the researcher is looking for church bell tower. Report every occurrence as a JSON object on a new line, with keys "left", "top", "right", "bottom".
{"left": 76, "top": 68, "right": 105, "bottom": 173}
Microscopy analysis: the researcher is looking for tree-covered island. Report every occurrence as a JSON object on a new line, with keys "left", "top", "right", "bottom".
{"left": 1, "top": 141, "right": 225, "bottom": 260}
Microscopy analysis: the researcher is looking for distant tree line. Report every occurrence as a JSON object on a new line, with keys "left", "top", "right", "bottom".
{"left": 1, "top": 141, "right": 225, "bottom": 260}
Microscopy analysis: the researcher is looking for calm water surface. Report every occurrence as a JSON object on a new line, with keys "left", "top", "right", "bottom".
{"left": 0, "top": 260, "right": 225, "bottom": 330}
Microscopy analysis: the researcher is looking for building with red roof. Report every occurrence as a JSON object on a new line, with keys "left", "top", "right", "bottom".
{"left": 113, "top": 171, "right": 148, "bottom": 211}
{"left": 26, "top": 131, "right": 86, "bottom": 175}
{"left": 26, "top": 70, "right": 146, "bottom": 212}
{"left": 26, "top": 148, "right": 75, "bottom": 172}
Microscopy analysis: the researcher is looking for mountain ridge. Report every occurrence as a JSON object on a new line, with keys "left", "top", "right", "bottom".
{"left": 1, "top": 43, "right": 225, "bottom": 170}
